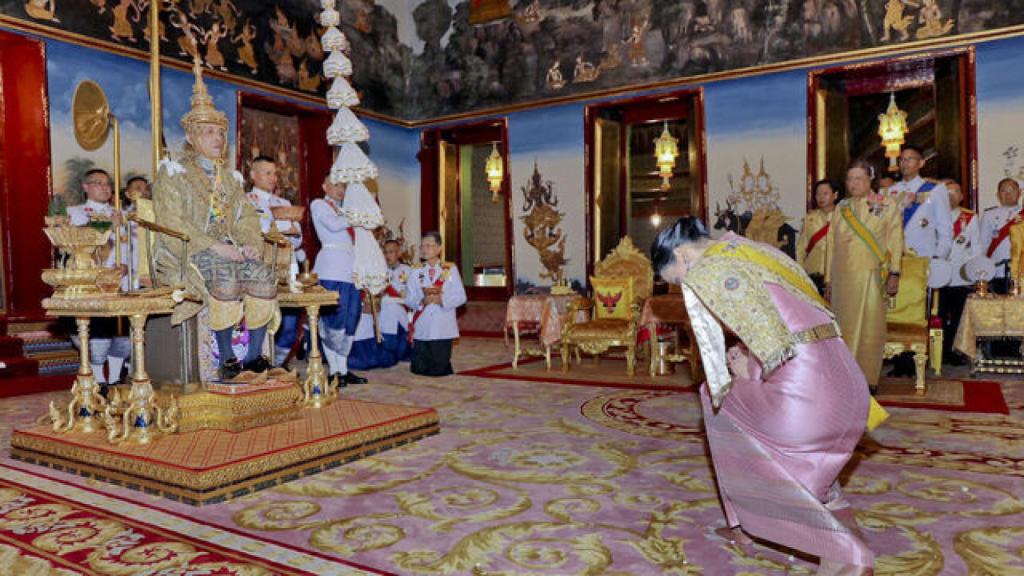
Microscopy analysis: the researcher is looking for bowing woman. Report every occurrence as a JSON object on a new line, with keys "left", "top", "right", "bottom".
{"left": 652, "top": 216, "right": 886, "bottom": 576}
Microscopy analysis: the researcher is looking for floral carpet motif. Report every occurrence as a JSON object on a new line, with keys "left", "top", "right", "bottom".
{"left": 2, "top": 338, "right": 1023, "bottom": 575}
{"left": 0, "top": 475, "right": 312, "bottom": 575}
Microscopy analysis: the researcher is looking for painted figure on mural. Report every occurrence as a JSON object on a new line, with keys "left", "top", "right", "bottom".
{"left": 297, "top": 59, "right": 322, "bottom": 92}
{"left": 916, "top": 0, "right": 955, "bottom": 39}
{"left": 172, "top": 12, "right": 201, "bottom": 59}
{"left": 626, "top": 16, "right": 649, "bottom": 67}
{"left": 215, "top": 0, "right": 240, "bottom": 34}
{"left": 545, "top": 61, "right": 565, "bottom": 90}
{"left": 141, "top": 0, "right": 168, "bottom": 43}
{"left": 91, "top": 0, "right": 106, "bottom": 14}
{"left": 203, "top": 21, "right": 229, "bottom": 71}
{"left": 881, "top": 0, "right": 914, "bottom": 41}
{"left": 192, "top": 0, "right": 214, "bottom": 15}
{"left": 24, "top": 0, "right": 59, "bottom": 23}
{"left": 109, "top": 0, "right": 138, "bottom": 42}
{"left": 573, "top": 54, "right": 599, "bottom": 83}
{"left": 233, "top": 20, "right": 258, "bottom": 73}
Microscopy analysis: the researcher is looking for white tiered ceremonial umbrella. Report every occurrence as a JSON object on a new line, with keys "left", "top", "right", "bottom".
{"left": 320, "top": 0, "right": 388, "bottom": 339}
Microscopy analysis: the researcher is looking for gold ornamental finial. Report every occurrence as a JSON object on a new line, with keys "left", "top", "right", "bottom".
{"left": 180, "top": 51, "right": 228, "bottom": 131}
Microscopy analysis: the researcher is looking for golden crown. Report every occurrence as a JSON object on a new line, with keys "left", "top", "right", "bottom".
{"left": 180, "top": 53, "right": 228, "bottom": 131}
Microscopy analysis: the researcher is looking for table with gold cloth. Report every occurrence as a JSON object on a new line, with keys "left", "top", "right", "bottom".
{"left": 953, "top": 294, "right": 1024, "bottom": 374}
{"left": 640, "top": 294, "right": 701, "bottom": 380}
{"left": 505, "top": 293, "right": 587, "bottom": 370}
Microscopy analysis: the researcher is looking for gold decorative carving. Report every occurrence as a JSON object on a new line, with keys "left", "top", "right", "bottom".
{"left": 176, "top": 386, "right": 303, "bottom": 433}
{"left": 519, "top": 162, "right": 567, "bottom": 285}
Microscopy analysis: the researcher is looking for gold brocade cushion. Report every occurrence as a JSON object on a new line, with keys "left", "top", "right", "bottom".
{"left": 565, "top": 318, "right": 631, "bottom": 339}
{"left": 591, "top": 276, "right": 634, "bottom": 320}
{"left": 887, "top": 255, "right": 928, "bottom": 327}
{"left": 886, "top": 322, "right": 928, "bottom": 345}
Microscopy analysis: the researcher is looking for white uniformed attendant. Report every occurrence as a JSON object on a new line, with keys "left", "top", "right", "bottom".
{"left": 980, "top": 177, "right": 1022, "bottom": 290}
{"left": 406, "top": 232, "right": 466, "bottom": 376}
{"left": 67, "top": 169, "right": 130, "bottom": 388}
{"left": 381, "top": 243, "right": 412, "bottom": 335}
{"left": 310, "top": 179, "right": 366, "bottom": 385}
{"left": 246, "top": 156, "right": 305, "bottom": 264}
{"left": 246, "top": 156, "right": 306, "bottom": 366}
{"left": 946, "top": 182, "right": 981, "bottom": 287}
{"left": 888, "top": 147, "right": 953, "bottom": 259}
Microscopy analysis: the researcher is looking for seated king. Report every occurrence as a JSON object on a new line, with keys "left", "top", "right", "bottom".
{"left": 152, "top": 57, "right": 277, "bottom": 380}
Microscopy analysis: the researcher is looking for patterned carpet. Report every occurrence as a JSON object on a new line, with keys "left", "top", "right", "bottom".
{"left": 1, "top": 337, "right": 1023, "bottom": 575}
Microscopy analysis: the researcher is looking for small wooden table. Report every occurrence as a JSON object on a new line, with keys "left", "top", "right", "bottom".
{"left": 953, "top": 294, "right": 1024, "bottom": 375}
{"left": 640, "top": 294, "right": 701, "bottom": 380}
{"left": 505, "top": 293, "right": 586, "bottom": 370}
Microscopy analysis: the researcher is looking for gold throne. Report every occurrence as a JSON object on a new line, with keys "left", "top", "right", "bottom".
{"left": 884, "top": 255, "right": 936, "bottom": 394}
{"left": 561, "top": 237, "right": 653, "bottom": 375}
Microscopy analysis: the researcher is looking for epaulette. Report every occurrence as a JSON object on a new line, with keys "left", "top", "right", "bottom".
{"left": 923, "top": 177, "right": 939, "bottom": 183}
{"left": 441, "top": 261, "right": 454, "bottom": 269}
{"left": 961, "top": 207, "right": 976, "bottom": 215}
{"left": 411, "top": 262, "right": 424, "bottom": 269}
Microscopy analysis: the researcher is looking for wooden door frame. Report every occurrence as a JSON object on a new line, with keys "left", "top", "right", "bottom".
{"left": 0, "top": 32, "right": 52, "bottom": 321}
{"left": 807, "top": 46, "right": 978, "bottom": 210}
{"left": 418, "top": 117, "right": 514, "bottom": 301}
{"left": 584, "top": 88, "right": 708, "bottom": 280}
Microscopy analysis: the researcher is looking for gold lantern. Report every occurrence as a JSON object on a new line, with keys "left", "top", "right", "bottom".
{"left": 654, "top": 122, "right": 679, "bottom": 191}
{"left": 485, "top": 143, "right": 504, "bottom": 202}
{"left": 878, "top": 92, "right": 908, "bottom": 173}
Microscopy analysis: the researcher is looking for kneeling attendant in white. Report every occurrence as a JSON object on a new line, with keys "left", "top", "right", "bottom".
{"left": 406, "top": 231, "right": 466, "bottom": 376}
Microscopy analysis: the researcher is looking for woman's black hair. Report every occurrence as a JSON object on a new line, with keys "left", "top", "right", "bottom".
{"left": 650, "top": 216, "right": 709, "bottom": 273}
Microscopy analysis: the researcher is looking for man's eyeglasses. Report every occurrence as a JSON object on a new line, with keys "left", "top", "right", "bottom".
{"left": 84, "top": 180, "right": 111, "bottom": 187}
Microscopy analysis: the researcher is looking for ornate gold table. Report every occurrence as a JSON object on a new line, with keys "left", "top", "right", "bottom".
{"left": 277, "top": 286, "right": 339, "bottom": 407}
{"left": 42, "top": 290, "right": 179, "bottom": 444}
{"left": 953, "top": 294, "right": 1024, "bottom": 375}
{"left": 505, "top": 293, "right": 585, "bottom": 370}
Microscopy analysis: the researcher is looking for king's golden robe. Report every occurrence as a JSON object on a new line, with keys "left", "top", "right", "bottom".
{"left": 825, "top": 196, "right": 904, "bottom": 386}
{"left": 153, "top": 157, "right": 275, "bottom": 329}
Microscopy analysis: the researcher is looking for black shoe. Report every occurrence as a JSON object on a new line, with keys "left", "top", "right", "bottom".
{"left": 98, "top": 384, "right": 110, "bottom": 399}
{"left": 330, "top": 373, "right": 348, "bottom": 388}
{"left": 343, "top": 372, "right": 368, "bottom": 385}
{"left": 243, "top": 356, "right": 272, "bottom": 374}
{"left": 219, "top": 358, "right": 243, "bottom": 381}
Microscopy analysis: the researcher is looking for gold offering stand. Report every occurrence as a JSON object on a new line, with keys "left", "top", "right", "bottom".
{"left": 277, "top": 262, "right": 340, "bottom": 408}
{"left": 42, "top": 224, "right": 182, "bottom": 445}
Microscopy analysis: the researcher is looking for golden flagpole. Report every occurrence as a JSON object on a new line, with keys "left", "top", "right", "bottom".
{"left": 150, "top": 0, "right": 162, "bottom": 175}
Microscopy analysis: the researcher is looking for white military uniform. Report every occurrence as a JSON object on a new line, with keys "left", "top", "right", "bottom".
{"left": 246, "top": 187, "right": 306, "bottom": 264}
{"left": 980, "top": 204, "right": 1023, "bottom": 281}
{"left": 889, "top": 176, "right": 953, "bottom": 259}
{"left": 67, "top": 200, "right": 131, "bottom": 383}
{"left": 381, "top": 263, "right": 412, "bottom": 335}
{"left": 310, "top": 198, "right": 353, "bottom": 283}
{"left": 310, "top": 197, "right": 359, "bottom": 376}
{"left": 948, "top": 207, "right": 981, "bottom": 287}
{"left": 405, "top": 261, "right": 466, "bottom": 341}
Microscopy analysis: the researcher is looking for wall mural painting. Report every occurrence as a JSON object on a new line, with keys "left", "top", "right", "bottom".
{"left": 519, "top": 160, "right": 567, "bottom": 284}
{"left": 238, "top": 107, "right": 301, "bottom": 203}
{"left": 8, "top": 0, "right": 334, "bottom": 97}
{"left": 5, "top": 1, "right": 1021, "bottom": 120}
{"left": 716, "top": 158, "right": 797, "bottom": 258}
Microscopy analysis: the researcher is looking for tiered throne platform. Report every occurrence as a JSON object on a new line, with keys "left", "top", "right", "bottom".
{"left": 11, "top": 396, "right": 439, "bottom": 505}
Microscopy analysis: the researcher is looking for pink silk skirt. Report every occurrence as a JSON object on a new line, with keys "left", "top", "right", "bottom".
{"left": 702, "top": 283, "right": 873, "bottom": 567}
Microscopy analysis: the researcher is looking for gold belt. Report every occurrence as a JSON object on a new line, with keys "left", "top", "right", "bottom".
{"left": 792, "top": 322, "right": 840, "bottom": 344}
